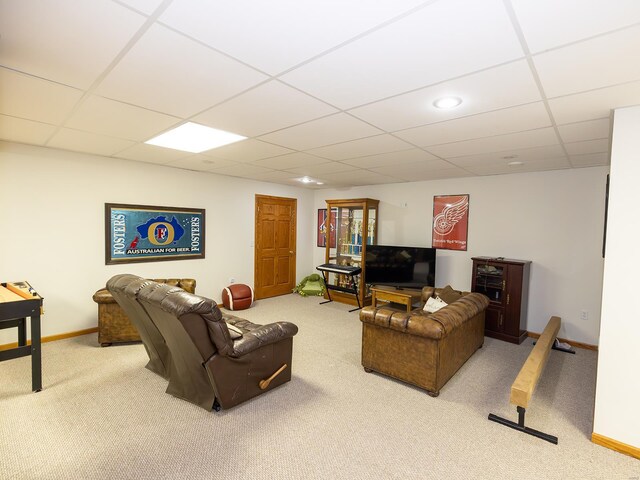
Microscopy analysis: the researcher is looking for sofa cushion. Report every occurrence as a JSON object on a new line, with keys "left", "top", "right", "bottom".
{"left": 423, "top": 296, "right": 447, "bottom": 313}
{"left": 438, "top": 285, "right": 463, "bottom": 304}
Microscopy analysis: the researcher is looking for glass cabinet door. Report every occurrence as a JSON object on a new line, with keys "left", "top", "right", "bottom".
{"left": 474, "top": 263, "right": 505, "bottom": 303}
{"left": 367, "top": 207, "right": 376, "bottom": 245}
{"left": 337, "top": 206, "right": 363, "bottom": 261}
{"left": 324, "top": 198, "right": 379, "bottom": 307}
{"left": 327, "top": 206, "right": 364, "bottom": 289}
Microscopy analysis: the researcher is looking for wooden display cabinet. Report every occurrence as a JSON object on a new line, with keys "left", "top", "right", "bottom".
{"left": 471, "top": 257, "right": 530, "bottom": 344}
{"left": 324, "top": 198, "right": 379, "bottom": 308}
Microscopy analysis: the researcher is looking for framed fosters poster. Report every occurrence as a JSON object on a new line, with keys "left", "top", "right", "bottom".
{"left": 105, "top": 203, "right": 205, "bottom": 264}
{"left": 432, "top": 195, "right": 469, "bottom": 251}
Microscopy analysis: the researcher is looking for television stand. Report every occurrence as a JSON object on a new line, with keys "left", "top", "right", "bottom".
{"left": 370, "top": 286, "right": 422, "bottom": 312}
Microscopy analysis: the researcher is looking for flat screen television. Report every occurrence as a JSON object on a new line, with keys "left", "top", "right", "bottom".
{"left": 365, "top": 245, "right": 436, "bottom": 289}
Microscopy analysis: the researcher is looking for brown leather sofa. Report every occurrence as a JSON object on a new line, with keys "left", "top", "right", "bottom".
{"left": 93, "top": 278, "right": 196, "bottom": 346}
{"left": 359, "top": 286, "right": 489, "bottom": 397}
{"left": 108, "top": 275, "right": 298, "bottom": 411}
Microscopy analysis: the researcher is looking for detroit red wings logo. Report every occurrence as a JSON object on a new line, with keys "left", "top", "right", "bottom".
{"left": 433, "top": 196, "right": 469, "bottom": 236}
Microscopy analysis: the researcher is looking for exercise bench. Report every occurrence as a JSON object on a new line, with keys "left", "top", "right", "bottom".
{"left": 488, "top": 316, "right": 571, "bottom": 444}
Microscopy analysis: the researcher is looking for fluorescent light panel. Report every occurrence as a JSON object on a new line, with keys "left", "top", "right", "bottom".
{"left": 145, "top": 122, "right": 246, "bottom": 153}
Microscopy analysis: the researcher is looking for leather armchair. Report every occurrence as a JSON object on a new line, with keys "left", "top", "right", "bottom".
{"left": 93, "top": 278, "right": 195, "bottom": 346}
{"left": 135, "top": 282, "right": 298, "bottom": 411}
{"left": 105, "top": 274, "right": 172, "bottom": 379}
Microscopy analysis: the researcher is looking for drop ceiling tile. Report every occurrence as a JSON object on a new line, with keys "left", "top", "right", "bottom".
{"left": 548, "top": 81, "right": 640, "bottom": 124}
{"left": 96, "top": 24, "right": 268, "bottom": 117}
{"left": 242, "top": 170, "right": 306, "bottom": 183}
{"left": 251, "top": 152, "right": 326, "bottom": 170}
{"left": 0, "top": 115, "right": 57, "bottom": 145}
{"left": 65, "top": 95, "right": 180, "bottom": 141}
{"left": 534, "top": 25, "right": 640, "bottom": 98}
{"left": 0, "top": 0, "right": 145, "bottom": 89}
{"left": 341, "top": 149, "right": 442, "bottom": 168}
{"left": 192, "top": 81, "right": 337, "bottom": 137}
{"left": 114, "top": 143, "right": 189, "bottom": 164}
{"left": 47, "top": 128, "right": 135, "bottom": 156}
{"left": 370, "top": 163, "right": 473, "bottom": 182}
{"left": 258, "top": 113, "right": 382, "bottom": 151}
{"left": 165, "top": 154, "right": 237, "bottom": 172}
{"left": 446, "top": 145, "right": 566, "bottom": 168}
{"left": 564, "top": 139, "right": 610, "bottom": 155}
{"left": 558, "top": 118, "right": 611, "bottom": 143}
{"left": 117, "top": 0, "right": 164, "bottom": 15}
{"left": 318, "top": 169, "right": 402, "bottom": 187}
{"left": 427, "top": 127, "right": 559, "bottom": 159}
{"left": 395, "top": 102, "right": 551, "bottom": 147}
{"left": 281, "top": 0, "right": 523, "bottom": 109}
{"left": 159, "top": 0, "right": 427, "bottom": 75}
{"left": 201, "top": 139, "right": 293, "bottom": 163}
{"left": 284, "top": 162, "right": 359, "bottom": 177}
{"left": 0, "top": 68, "right": 83, "bottom": 125}
{"left": 465, "top": 157, "right": 571, "bottom": 176}
{"left": 349, "top": 61, "right": 541, "bottom": 132}
{"left": 209, "top": 163, "right": 276, "bottom": 178}
{"left": 343, "top": 170, "right": 407, "bottom": 186}
{"left": 307, "top": 174, "right": 355, "bottom": 187}
{"left": 307, "top": 134, "right": 414, "bottom": 161}
{"left": 570, "top": 152, "right": 610, "bottom": 167}
{"left": 511, "top": 0, "right": 640, "bottom": 53}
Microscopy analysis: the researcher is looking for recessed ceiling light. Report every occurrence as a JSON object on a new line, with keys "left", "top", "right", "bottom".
{"left": 433, "top": 96, "right": 462, "bottom": 109}
{"left": 507, "top": 161, "right": 524, "bottom": 166}
{"left": 145, "top": 122, "right": 246, "bottom": 153}
{"left": 296, "top": 176, "right": 324, "bottom": 185}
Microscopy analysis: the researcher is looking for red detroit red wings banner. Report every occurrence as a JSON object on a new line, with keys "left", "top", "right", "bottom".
{"left": 432, "top": 195, "right": 469, "bottom": 251}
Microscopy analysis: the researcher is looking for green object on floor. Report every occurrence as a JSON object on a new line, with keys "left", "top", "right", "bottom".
{"left": 293, "top": 273, "right": 326, "bottom": 297}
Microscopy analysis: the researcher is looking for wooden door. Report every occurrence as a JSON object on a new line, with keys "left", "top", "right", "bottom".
{"left": 254, "top": 195, "right": 297, "bottom": 300}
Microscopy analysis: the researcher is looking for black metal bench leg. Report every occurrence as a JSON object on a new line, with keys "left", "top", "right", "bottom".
{"left": 488, "top": 406, "right": 558, "bottom": 444}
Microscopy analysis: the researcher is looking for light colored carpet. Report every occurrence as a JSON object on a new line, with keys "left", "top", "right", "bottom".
{"left": 1, "top": 294, "right": 637, "bottom": 479}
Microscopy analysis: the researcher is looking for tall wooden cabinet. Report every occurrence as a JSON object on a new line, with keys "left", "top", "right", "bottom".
{"left": 471, "top": 257, "right": 530, "bottom": 344}
{"left": 324, "top": 198, "right": 379, "bottom": 308}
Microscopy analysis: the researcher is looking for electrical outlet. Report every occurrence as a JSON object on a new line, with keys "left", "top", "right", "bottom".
{"left": 229, "top": 277, "right": 235, "bottom": 284}
{"left": 580, "top": 310, "right": 588, "bottom": 321}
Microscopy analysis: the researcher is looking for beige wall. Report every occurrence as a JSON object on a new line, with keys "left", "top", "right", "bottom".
{"left": 1, "top": 140, "right": 609, "bottom": 348}
{"left": 314, "top": 166, "right": 609, "bottom": 345}
{"left": 593, "top": 106, "right": 640, "bottom": 449}
{"left": 0, "top": 141, "right": 314, "bottom": 344}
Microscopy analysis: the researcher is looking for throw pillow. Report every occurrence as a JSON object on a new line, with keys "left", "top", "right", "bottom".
{"left": 226, "top": 322, "right": 243, "bottom": 339}
{"left": 423, "top": 296, "right": 447, "bottom": 313}
{"left": 438, "top": 285, "right": 462, "bottom": 304}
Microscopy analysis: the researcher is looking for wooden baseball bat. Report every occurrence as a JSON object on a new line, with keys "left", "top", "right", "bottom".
{"left": 259, "top": 364, "right": 288, "bottom": 390}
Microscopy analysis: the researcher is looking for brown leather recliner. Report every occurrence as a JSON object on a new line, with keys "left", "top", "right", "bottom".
{"left": 93, "top": 277, "right": 196, "bottom": 346}
{"left": 135, "top": 282, "right": 298, "bottom": 411}
{"left": 105, "top": 274, "right": 172, "bottom": 379}
{"left": 359, "top": 287, "right": 489, "bottom": 397}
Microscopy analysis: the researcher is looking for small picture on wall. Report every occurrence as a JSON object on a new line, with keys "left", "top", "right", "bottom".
{"left": 432, "top": 194, "right": 469, "bottom": 251}
{"left": 317, "top": 208, "right": 337, "bottom": 248}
